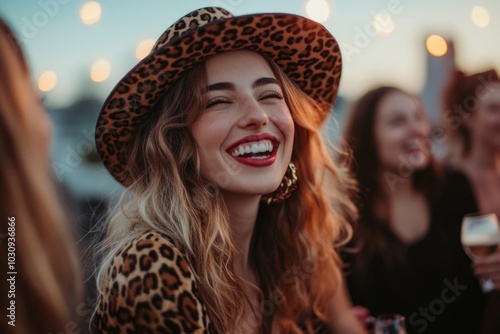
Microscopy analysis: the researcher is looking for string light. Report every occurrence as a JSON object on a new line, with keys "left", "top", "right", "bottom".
{"left": 426, "top": 35, "right": 448, "bottom": 57}
{"left": 136, "top": 39, "right": 155, "bottom": 60}
{"left": 373, "top": 12, "right": 395, "bottom": 36}
{"left": 305, "top": 0, "right": 330, "bottom": 23}
{"left": 38, "top": 71, "right": 57, "bottom": 92}
{"left": 91, "top": 59, "right": 111, "bottom": 82}
{"left": 80, "top": 2, "right": 102, "bottom": 25}
{"left": 471, "top": 6, "right": 490, "bottom": 28}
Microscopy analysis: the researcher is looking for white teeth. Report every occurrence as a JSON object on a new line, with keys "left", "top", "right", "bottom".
{"left": 230, "top": 139, "right": 275, "bottom": 157}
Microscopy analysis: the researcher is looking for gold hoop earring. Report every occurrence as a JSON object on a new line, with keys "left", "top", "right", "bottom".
{"left": 261, "top": 162, "right": 298, "bottom": 205}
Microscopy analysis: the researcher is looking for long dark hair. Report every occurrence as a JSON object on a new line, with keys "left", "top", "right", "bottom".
{"left": 442, "top": 68, "right": 500, "bottom": 161}
{"left": 342, "top": 86, "right": 441, "bottom": 275}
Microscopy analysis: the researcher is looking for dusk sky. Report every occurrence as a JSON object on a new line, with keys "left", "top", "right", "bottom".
{"left": 1, "top": 0, "right": 499, "bottom": 108}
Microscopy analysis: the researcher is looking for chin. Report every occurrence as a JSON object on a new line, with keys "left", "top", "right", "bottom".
{"left": 408, "top": 151, "right": 430, "bottom": 166}
{"left": 219, "top": 179, "right": 283, "bottom": 197}
{"left": 413, "top": 157, "right": 431, "bottom": 171}
{"left": 252, "top": 182, "right": 283, "bottom": 196}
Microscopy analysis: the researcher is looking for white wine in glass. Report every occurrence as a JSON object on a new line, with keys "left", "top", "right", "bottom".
{"left": 461, "top": 213, "right": 500, "bottom": 292}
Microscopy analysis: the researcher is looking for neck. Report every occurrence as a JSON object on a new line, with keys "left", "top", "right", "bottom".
{"left": 466, "top": 141, "right": 500, "bottom": 172}
{"left": 379, "top": 168, "right": 417, "bottom": 199}
{"left": 222, "top": 192, "right": 260, "bottom": 275}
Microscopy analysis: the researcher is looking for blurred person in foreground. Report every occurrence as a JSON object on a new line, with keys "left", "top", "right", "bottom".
{"left": 342, "top": 86, "right": 489, "bottom": 333}
{"left": 0, "top": 17, "right": 81, "bottom": 333}
{"left": 442, "top": 69, "right": 500, "bottom": 334}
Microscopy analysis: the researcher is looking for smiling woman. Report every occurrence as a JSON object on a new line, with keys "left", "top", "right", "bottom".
{"left": 342, "top": 86, "right": 489, "bottom": 333}
{"left": 191, "top": 51, "right": 295, "bottom": 198}
{"left": 92, "top": 7, "right": 365, "bottom": 334}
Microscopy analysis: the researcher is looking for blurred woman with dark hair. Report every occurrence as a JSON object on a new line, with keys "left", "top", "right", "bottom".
{"left": 343, "top": 86, "right": 488, "bottom": 333}
{"left": 0, "top": 18, "right": 81, "bottom": 333}
{"left": 442, "top": 69, "right": 500, "bottom": 223}
{"left": 442, "top": 69, "right": 500, "bottom": 333}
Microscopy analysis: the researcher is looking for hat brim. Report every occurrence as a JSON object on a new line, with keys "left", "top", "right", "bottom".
{"left": 95, "top": 12, "right": 342, "bottom": 186}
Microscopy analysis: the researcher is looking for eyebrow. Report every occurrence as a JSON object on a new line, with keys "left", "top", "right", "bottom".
{"left": 202, "top": 77, "right": 280, "bottom": 93}
{"left": 252, "top": 77, "right": 279, "bottom": 88}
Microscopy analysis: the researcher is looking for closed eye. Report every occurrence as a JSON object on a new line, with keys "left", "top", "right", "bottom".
{"left": 206, "top": 97, "right": 231, "bottom": 108}
{"left": 259, "top": 91, "right": 284, "bottom": 101}
{"left": 388, "top": 116, "right": 406, "bottom": 126}
{"left": 486, "top": 103, "right": 500, "bottom": 113}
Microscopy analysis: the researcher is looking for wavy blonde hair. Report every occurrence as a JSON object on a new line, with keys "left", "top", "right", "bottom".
{"left": 0, "top": 18, "right": 81, "bottom": 334}
{"left": 95, "top": 52, "right": 356, "bottom": 333}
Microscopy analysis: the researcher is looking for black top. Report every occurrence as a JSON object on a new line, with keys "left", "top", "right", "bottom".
{"left": 345, "top": 169, "right": 490, "bottom": 334}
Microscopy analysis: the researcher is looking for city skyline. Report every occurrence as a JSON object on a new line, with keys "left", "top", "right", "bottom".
{"left": 1, "top": 0, "right": 499, "bottom": 108}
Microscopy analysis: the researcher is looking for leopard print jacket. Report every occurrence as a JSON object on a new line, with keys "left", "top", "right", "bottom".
{"left": 94, "top": 231, "right": 214, "bottom": 333}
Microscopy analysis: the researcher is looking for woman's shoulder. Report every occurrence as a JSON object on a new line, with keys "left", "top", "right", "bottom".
{"left": 439, "top": 165, "right": 476, "bottom": 204}
{"left": 433, "top": 164, "right": 478, "bottom": 224}
{"left": 113, "top": 230, "right": 189, "bottom": 270}
{"left": 441, "top": 164, "right": 470, "bottom": 184}
{"left": 106, "top": 229, "right": 198, "bottom": 296}
{"left": 96, "top": 230, "right": 211, "bottom": 333}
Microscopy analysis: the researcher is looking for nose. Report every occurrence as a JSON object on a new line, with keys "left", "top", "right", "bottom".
{"left": 415, "top": 120, "right": 430, "bottom": 137}
{"left": 409, "top": 115, "right": 430, "bottom": 137}
{"left": 238, "top": 98, "right": 269, "bottom": 129}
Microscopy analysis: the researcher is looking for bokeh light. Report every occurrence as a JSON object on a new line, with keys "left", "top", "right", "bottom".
{"left": 471, "top": 6, "right": 490, "bottom": 28}
{"left": 80, "top": 2, "right": 102, "bottom": 25}
{"left": 372, "top": 12, "right": 395, "bottom": 36}
{"left": 90, "top": 59, "right": 111, "bottom": 82}
{"left": 426, "top": 35, "right": 448, "bottom": 57}
{"left": 38, "top": 71, "right": 57, "bottom": 92}
{"left": 305, "top": 0, "right": 330, "bottom": 23}
{"left": 135, "top": 39, "right": 155, "bottom": 60}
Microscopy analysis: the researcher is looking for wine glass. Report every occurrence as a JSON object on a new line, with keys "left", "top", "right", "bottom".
{"left": 374, "top": 314, "right": 407, "bottom": 334}
{"left": 461, "top": 213, "right": 500, "bottom": 293}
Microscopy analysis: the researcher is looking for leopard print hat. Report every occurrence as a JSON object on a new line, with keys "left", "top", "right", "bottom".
{"left": 95, "top": 7, "right": 342, "bottom": 186}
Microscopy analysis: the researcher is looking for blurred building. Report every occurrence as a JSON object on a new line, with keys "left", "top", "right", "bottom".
{"left": 49, "top": 95, "right": 123, "bottom": 205}
{"left": 420, "top": 39, "right": 456, "bottom": 125}
{"left": 324, "top": 94, "right": 349, "bottom": 146}
{"left": 49, "top": 95, "right": 123, "bottom": 251}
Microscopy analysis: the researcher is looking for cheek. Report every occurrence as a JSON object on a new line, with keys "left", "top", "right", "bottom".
{"left": 272, "top": 107, "right": 294, "bottom": 135}
{"left": 422, "top": 122, "right": 432, "bottom": 138}
{"left": 483, "top": 117, "right": 500, "bottom": 145}
{"left": 475, "top": 112, "right": 491, "bottom": 129}
{"left": 377, "top": 129, "right": 403, "bottom": 152}
{"left": 470, "top": 111, "right": 500, "bottom": 140}
{"left": 273, "top": 110, "right": 295, "bottom": 160}
{"left": 277, "top": 113, "right": 294, "bottom": 139}
{"left": 375, "top": 129, "right": 404, "bottom": 165}
{"left": 484, "top": 113, "right": 500, "bottom": 130}
{"left": 192, "top": 114, "right": 228, "bottom": 149}
{"left": 190, "top": 115, "right": 231, "bottom": 175}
